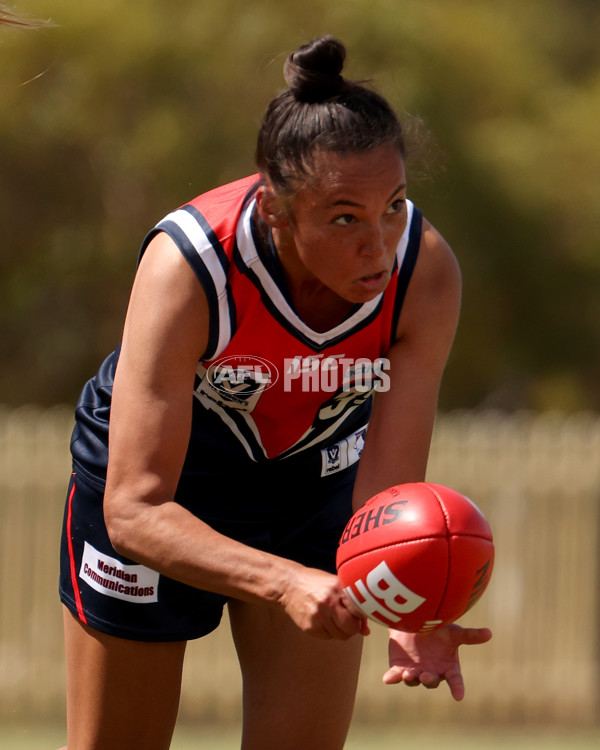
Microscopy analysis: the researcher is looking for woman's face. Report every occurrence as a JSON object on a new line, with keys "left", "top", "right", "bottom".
{"left": 273, "top": 144, "right": 408, "bottom": 305}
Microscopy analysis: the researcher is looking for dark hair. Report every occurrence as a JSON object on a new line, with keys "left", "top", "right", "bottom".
{"left": 256, "top": 36, "right": 405, "bottom": 194}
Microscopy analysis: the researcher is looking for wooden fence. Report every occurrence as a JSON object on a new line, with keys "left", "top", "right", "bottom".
{"left": 1, "top": 407, "right": 599, "bottom": 727}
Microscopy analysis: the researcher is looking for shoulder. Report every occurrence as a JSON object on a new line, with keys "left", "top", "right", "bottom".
{"left": 412, "top": 216, "right": 461, "bottom": 316}
{"left": 144, "top": 175, "right": 260, "bottom": 245}
{"left": 394, "top": 216, "right": 461, "bottom": 344}
{"left": 125, "top": 230, "right": 211, "bottom": 364}
{"left": 185, "top": 174, "right": 261, "bottom": 218}
{"left": 418, "top": 217, "right": 461, "bottom": 297}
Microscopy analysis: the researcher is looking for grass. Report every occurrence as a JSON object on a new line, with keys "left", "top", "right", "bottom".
{"left": 2, "top": 724, "right": 600, "bottom": 749}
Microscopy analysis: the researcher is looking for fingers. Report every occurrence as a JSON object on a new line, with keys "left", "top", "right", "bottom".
{"left": 455, "top": 626, "right": 493, "bottom": 645}
{"left": 279, "top": 568, "right": 361, "bottom": 639}
{"left": 339, "top": 594, "right": 371, "bottom": 636}
{"left": 327, "top": 612, "right": 369, "bottom": 641}
{"left": 341, "top": 590, "right": 366, "bottom": 619}
{"left": 444, "top": 664, "right": 465, "bottom": 701}
{"left": 382, "top": 666, "right": 439, "bottom": 688}
{"left": 418, "top": 671, "right": 442, "bottom": 690}
{"left": 305, "top": 600, "right": 368, "bottom": 641}
{"left": 382, "top": 665, "right": 424, "bottom": 685}
{"left": 302, "top": 577, "right": 370, "bottom": 641}
{"left": 382, "top": 665, "right": 412, "bottom": 685}
{"left": 382, "top": 624, "right": 491, "bottom": 700}
{"left": 382, "top": 666, "right": 461, "bottom": 700}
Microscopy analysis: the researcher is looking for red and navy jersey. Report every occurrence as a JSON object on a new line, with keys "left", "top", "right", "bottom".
{"left": 71, "top": 176, "right": 422, "bottom": 483}
{"left": 144, "top": 175, "right": 422, "bottom": 471}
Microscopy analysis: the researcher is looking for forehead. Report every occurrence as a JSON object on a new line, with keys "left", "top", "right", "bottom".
{"left": 299, "top": 145, "right": 406, "bottom": 203}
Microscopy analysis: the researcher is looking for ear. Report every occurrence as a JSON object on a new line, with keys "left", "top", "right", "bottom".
{"left": 255, "top": 184, "right": 289, "bottom": 229}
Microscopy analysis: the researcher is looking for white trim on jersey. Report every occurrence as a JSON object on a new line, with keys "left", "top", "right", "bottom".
{"left": 158, "top": 208, "right": 233, "bottom": 358}
{"left": 160, "top": 198, "right": 415, "bottom": 362}
{"left": 186, "top": 197, "right": 419, "bottom": 463}
{"left": 396, "top": 199, "right": 415, "bottom": 267}
{"left": 195, "top": 390, "right": 269, "bottom": 461}
{"left": 280, "top": 397, "right": 369, "bottom": 460}
{"left": 234, "top": 199, "right": 415, "bottom": 349}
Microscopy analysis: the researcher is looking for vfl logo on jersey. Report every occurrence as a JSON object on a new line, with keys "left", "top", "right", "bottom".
{"left": 321, "top": 425, "right": 367, "bottom": 476}
{"left": 199, "top": 355, "right": 279, "bottom": 411}
{"left": 325, "top": 444, "right": 341, "bottom": 471}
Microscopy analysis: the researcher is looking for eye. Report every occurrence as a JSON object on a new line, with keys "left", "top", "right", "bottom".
{"left": 333, "top": 214, "right": 356, "bottom": 226}
{"left": 385, "top": 198, "right": 405, "bottom": 216}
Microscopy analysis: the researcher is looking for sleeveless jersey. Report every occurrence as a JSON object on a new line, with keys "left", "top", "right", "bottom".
{"left": 70, "top": 175, "right": 422, "bottom": 483}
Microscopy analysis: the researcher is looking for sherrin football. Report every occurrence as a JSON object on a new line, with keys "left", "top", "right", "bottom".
{"left": 336, "top": 482, "right": 494, "bottom": 633}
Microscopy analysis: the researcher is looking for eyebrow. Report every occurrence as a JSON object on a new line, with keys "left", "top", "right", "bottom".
{"left": 327, "top": 184, "right": 407, "bottom": 209}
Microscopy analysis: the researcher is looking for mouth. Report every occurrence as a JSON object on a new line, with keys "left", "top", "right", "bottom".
{"left": 356, "top": 270, "right": 388, "bottom": 290}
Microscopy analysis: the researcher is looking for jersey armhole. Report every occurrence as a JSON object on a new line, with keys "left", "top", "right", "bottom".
{"left": 138, "top": 225, "right": 226, "bottom": 361}
{"left": 389, "top": 207, "right": 423, "bottom": 346}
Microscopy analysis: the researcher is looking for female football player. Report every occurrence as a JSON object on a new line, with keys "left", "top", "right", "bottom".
{"left": 59, "top": 35, "right": 491, "bottom": 750}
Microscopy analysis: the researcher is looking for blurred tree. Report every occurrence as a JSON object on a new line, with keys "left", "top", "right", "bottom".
{"left": 1, "top": 0, "right": 598, "bottom": 411}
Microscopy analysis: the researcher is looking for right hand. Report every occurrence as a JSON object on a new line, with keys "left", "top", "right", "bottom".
{"left": 383, "top": 623, "right": 492, "bottom": 701}
{"left": 277, "top": 565, "right": 370, "bottom": 640}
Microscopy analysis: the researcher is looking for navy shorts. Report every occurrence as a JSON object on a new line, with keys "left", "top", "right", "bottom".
{"left": 59, "top": 462, "right": 356, "bottom": 642}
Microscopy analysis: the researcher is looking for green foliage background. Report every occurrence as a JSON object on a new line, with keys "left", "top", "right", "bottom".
{"left": 2, "top": 0, "right": 599, "bottom": 410}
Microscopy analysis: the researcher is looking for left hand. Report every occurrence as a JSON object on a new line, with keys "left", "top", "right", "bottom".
{"left": 383, "top": 624, "right": 492, "bottom": 701}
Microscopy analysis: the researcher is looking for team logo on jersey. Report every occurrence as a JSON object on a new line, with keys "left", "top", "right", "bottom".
{"left": 201, "top": 355, "right": 279, "bottom": 409}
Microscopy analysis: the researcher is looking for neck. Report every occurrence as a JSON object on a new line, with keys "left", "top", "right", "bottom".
{"left": 271, "top": 227, "right": 355, "bottom": 332}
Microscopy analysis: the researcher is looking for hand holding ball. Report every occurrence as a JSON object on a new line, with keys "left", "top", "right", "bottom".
{"left": 336, "top": 483, "right": 494, "bottom": 633}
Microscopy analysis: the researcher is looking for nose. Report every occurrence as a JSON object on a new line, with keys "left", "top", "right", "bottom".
{"left": 358, "top": 222, "right": 386, "bottom": 258}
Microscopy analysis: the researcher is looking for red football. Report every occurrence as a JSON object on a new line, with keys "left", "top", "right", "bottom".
{"left": 336, "top": 482, "right": 494, "bottom": 633}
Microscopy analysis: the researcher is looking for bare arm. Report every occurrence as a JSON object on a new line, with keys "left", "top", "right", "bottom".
{"left": 103, "top": 232, "right": 363, "bottom": 639}
{"left": 352, "top": 220, "right": 491, "bottom": 697}
{"left": 352, "top": 219, "right": 462, "bottom": 510}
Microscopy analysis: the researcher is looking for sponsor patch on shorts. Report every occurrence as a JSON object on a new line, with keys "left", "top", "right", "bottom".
{"left": 321, "top": 425, "right": 368, "bottom": 476}
{"left": 79, "top": 541, "right": 159, "bottom": 604}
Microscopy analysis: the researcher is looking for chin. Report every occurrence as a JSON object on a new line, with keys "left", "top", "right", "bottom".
{"left": 351, "top": 277, "right": 390, "bottom": 302}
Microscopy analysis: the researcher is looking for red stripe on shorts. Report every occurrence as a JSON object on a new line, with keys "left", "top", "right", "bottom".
{"left": 66, "top": 475, "right": 88, "bottom": 624}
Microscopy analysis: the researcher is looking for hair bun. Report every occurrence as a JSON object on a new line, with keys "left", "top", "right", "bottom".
{"left": 283, "top": 36, "right": 346, "bottom": 103}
